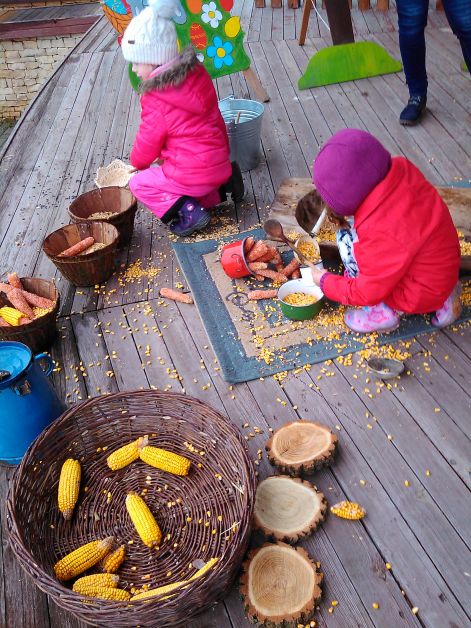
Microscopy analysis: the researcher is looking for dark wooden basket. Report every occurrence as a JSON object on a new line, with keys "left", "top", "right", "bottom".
{"left": 0, "top": 277, "right": 60, "bottom": 352}
{"left": 68, "top": 187, "right": 138, "bottom": 247}
{"left": 42, "top": 222, "right": 119, "bottom": 287}
{"left": 7, "top": 391, "right": 257, "bottom": 628}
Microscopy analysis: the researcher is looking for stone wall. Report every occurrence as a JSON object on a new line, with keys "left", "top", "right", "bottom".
{"left": 0, "top": 34, "right": 82, "bottom": 120}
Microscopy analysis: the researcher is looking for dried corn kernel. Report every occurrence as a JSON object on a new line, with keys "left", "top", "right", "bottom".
{"left": 330, "top": 501, "right": 366, "bottom": 520}
{"left": 283, "top": 292, "right": 318, "bottom": 306}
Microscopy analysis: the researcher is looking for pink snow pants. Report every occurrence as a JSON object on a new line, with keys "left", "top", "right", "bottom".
{"left": 129, "top": 166, "right": 221, "bottom": 220}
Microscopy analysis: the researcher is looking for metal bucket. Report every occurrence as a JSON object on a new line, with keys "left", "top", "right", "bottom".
{"left": 219, "top": 96, "right": 264, "bottom": 172}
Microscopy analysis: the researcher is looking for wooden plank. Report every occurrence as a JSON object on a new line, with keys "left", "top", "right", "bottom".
{"left": 0, "top": 466, "right": 51, "bottom": 628}
{"left": 262, "top": 39, "right": 322, "bottom": 165}
{"left": 334, "top": 348, "right": 471, "bottom": 544}
{"left": 249, "top": 42, "right": 309, "bottom": 178}
{"left": 0, "top": 61, "right": 72, "bottom": 226}
{"left": 174, "top": 302, "right": 417, "bottom": 627}
{"left": 0, "top": 54, "right": 98, "bottom": 280}
{"left": 275, "top": 367, "right": 470, "bottom": 626}
{"left": 297, "top": 361, "right": 471, "bottom": 617}
{"left": 0, "top": 17, "right": 99, "bottom": 39}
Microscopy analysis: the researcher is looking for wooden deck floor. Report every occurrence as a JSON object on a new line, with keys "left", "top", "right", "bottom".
{"left": 1, "top": 3, "right": 470, "bottom": 627}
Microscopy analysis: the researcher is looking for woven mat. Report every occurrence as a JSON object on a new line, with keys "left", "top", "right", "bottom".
{"left": 172, "top": 228, "right": 471, "bottom": 384}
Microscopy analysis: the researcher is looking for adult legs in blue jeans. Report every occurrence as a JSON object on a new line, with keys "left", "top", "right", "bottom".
{"left": 397, "top": 0, "right": 471, "bottom": 125}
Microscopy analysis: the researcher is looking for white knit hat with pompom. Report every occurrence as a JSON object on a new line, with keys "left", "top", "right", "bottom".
{"left": 121, "top": 0, "right": 179, "bottom": 66}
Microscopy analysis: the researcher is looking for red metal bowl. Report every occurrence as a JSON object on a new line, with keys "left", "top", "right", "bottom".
{"left": 220, "top": 238, "right": 253, "bottom": 279}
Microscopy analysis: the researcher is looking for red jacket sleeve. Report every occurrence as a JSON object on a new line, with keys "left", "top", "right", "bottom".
{"left": 130, "top": 96, "right": 167, "bottom": 171}
{"left": 321, "top": 229, "right": 414, "bottom": 306}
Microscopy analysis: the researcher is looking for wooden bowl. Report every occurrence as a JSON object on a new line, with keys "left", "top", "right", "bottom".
{"left": 68, "top": 187, "right": 137, "bottom": 247}
{"left": 0, "top": 277, "right": 60, "bottom": 352}
{"left": 42, "top": 222, "right": 119, "bottom": 287}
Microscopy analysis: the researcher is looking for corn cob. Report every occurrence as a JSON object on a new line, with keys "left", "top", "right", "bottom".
{"left": 58, "top": 458, "right": 81, "bottom": 520}
{"left": 330, "top": 501, "right": 366, "bottom": 520}
{"left": 107, "top": 436, "right": 148, "bottom": 471}
{"left": 101, "top": 544, "right": 126, "bottom": 573}
{"left": 126, "top": 492, "right": 162, "bottom": 548}
{"left": 0, "top": 306, "right": 24, "bottom": 326}
{"left": 83, "top": 587, "right": 131, "bottom": 601}
{"left": 54, "top": 536, "right": 115, "bottom": 580}
{"left": 73, "top": 574, "right": 119, "bottom": 593}
{"left": 139, "top": 446, "right": 191, "bottom": 477}
{"left": 130, "top": 558, "right": 218, "bottom": 601}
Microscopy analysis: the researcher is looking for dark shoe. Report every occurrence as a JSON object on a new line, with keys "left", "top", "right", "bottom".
{"left": 399, "top": 95, "right": 427, "bottom": 126}
{"left": 219, "top": 161, "right": 245, "bottom": 203}
{"left": 169, "top": 197, "right": 210, "bottom": 237}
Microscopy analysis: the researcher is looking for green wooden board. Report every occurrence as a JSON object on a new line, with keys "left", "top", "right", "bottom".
{"left": 175, "top": 0, "right": 251, "bottom": 80}
{"left": 298, "top": 41, "right": 402, "bottom": 90}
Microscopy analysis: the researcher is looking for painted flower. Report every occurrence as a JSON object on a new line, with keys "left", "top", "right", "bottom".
{"left": 201, "top": 2, "right": 222, "bottom": 28}
{"left": 207, "top": 36, "right": 234, "bottom": 70}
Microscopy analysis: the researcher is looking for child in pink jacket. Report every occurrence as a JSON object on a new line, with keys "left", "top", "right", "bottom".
{"left": 121, "top": 0, "right": 243, "bottom": 236}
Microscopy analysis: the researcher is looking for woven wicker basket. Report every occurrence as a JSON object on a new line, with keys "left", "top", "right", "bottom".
{"left": 68, "top": 187, "right": 138, "bottom": 247}
{"left": 7, "top": 391, "right": 256, "bottom": 627}
{"left": 42, "top": 222, "right": 119, "bottom": 287}
{"left": 0, "top": 277, "right": 60, "bottom": 352}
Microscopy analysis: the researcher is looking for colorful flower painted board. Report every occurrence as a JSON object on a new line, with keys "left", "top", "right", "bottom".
{"left": 101, "top": 0, "right": 251, "bottom": 80}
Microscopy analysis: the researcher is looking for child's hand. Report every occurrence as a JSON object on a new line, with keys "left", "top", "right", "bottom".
{"left": 311, "top": 267, "right": 327, "bottom": 287}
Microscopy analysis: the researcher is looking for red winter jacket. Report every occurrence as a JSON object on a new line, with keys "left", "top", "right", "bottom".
{"left": 130, "top": 47, "right": 231, "bottom": 189}
{"left": 321, "top": 157, "right": 460, "bottom": 314}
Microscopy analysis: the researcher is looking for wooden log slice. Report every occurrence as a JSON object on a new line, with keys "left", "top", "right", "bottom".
{"left": 265, "top": 420, "right": 338, "bottom": 475}
{"left": 254, "top": 476, "right": 327, "bottom": 543}
{"left": 240, "top": 542, "right": 322, "bottom": 627}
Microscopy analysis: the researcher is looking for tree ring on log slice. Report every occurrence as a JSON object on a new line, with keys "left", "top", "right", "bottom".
{"left": 265, "top": 420, "right": 338, "bottom": 475}
{"left": 240, "top": 542, "right": 322, "bottom": 627}
{"left": 254, "top": 476, "right": 327, "bottom": 543}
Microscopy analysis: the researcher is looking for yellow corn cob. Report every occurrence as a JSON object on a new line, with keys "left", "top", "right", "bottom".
{"left": 0, "top": 306, "right": 24, "bottom": 326}
{"left": 73, "top": 574, "right": 119, "bottom": 593}
{"left": 101, "top": 544, "right": 126, "bottom": 573}
{"left": 130, "top": 557, "right": 218, "bottom": 601}
{"left": 330, "top": 501, "right": 366, "bottom": 520}
{"left": 82, "top": 587, "right": 131, "bottom": 601}
{"left": 54, "top": 537, "right": 115, "bottom": 581}
{"left": 139, "top": 446, "right": 191, "bottom": 476}
{"left": 126, "top": 492, "right": 162, "bottom": 548}
{"left": 58, "top": 458, "right": 81, "bottom": 521}
{"left": 107, "top": 436, "right": 148, "bottom": 471}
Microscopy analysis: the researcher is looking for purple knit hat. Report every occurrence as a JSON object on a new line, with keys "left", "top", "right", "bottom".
{"left": 312, "top": 129, "right": 391, "bottom": 216}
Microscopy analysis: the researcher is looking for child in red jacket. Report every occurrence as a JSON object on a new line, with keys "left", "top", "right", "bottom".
{"left": 121, "top": 0, "right": 243, "bottom": 236}
{"left": 306, "top": 129, "right": 462, "bottom": 333}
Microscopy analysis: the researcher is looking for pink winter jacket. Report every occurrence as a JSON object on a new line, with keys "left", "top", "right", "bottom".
{"left": 130, "top": 47, "right": 232, "bottom": 189}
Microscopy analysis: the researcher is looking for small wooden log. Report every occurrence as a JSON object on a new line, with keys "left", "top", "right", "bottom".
{"left": 266, "top": 420, "right": 338, "bottom": 475}
{"left": 254, "top": 476, "right": 327, "bottom": 543}
{"left": 240, "top": 542, "right": 322, "bottom": 627}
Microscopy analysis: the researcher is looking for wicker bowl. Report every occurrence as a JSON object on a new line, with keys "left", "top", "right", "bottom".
{"left": 42, "top": 222, "right": 119, "bottom": 287}
{"left": 7, "top": 391, "right": 256, "bottom": 627}
{"left": 0, "top": 277, "right": 60, "bottom": 352}
{"left": 68, "top": 188, "right": 137, "bottom": 247}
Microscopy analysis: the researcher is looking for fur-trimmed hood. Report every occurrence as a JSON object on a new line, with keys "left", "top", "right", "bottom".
{"left": 139, "top": 46, "right": 199, "bottom": 94}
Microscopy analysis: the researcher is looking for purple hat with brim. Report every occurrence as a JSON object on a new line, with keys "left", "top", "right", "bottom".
{"left": 312, "top": 129, "right": 391, "bottom": 216}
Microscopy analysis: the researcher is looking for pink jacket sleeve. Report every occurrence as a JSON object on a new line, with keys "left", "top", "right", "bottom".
{"left": 130, "top": 96, "right": 168, "bottom": 171}
{"left": 320, "top": 229, "right": 413, "bottom": 306}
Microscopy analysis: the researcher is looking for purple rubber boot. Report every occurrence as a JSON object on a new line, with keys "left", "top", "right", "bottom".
{"left": 432, "top": 282, "right": 462, "bottom": 328}
{"left": 169, "top": 197, "right": 210, "bottom": 237}
{"left": 344, "top": 303, "right": 400, "bottom": 333}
